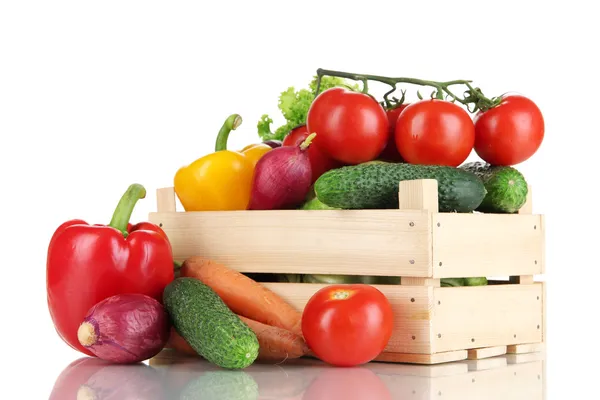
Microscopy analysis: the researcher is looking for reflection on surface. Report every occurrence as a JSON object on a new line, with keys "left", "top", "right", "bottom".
{"left": 50, "top": 350, "right": 545, "bottom": 399}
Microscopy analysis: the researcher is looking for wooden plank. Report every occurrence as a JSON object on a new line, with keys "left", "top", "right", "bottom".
{"left": 149, "top": 209, "right": 432, "bottom": 276}
{"left": 462, "top": 356, "right": 508, "bottom": 371}
{"left": 374, "top": 349, "right": 467, "bottom": 365}
{"left": 398, "top": 179, "right": 439, "bottom": 212}
{"left": 432, "top": 284, "right": 543, "bottom": 353}
{"left": 509, "top": 275, "right": 535, "bottom": 284}
{"left": 507, "top": 343, "right": 545, "bottom": 354}
{"left": 468, "top": 346, "right": 507, "bottom": 360}
{"left": 432, "top": 213, "right": 544, "bottom": 278}
{"left": 156, "top": 187, "right": 176, "bottom": 212}
{"left": 518, "top": 185, "right": 533, "bottom": 214}
{"left": 262, "top": 282, "right": 434, "bottom": 354}
{"left": 401, "top": 278, "right": 441, "bottom": 287}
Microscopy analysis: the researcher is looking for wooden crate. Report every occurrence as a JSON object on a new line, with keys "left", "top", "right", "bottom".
{"left": 149, "top": 179, "right": 546, "bottom": 365}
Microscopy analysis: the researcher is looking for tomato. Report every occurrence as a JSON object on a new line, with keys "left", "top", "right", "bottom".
{"left": 282, "top": 125, "right": 341, "bottom": 183}
{"left": 473, "top": 95, "right": 544, "bottom": 166}
{"left": 306, "top": 87, "right": 389, "bottom": 165}
{"left": 301, "top": 284, "right": 394, "bottom": 367}
{"left": 378, "top": 104, "right": 409, "bottom": 162}
{"left": 302, "top": 367, "right": 392, "bottom": 400}
{"left": 395, "top": 99, "right": 475, "bottom": 166}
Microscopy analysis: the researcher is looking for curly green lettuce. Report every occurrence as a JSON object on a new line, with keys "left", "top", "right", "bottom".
{"left": 257, "top": 76, "right": 359, "bottom": 141}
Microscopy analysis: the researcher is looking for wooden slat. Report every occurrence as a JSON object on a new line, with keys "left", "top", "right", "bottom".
{"left": 432, "top": 213, "right": 544, "bottom": 278}
{"left": 518, "top": 185, "right": 533, "bottom": 214}
{"left": 467, "top": 346, "right": 507, "bottom": 360}
{"left": 432, "top": 284, "right": 543, "bottom": 353}
{"left": 462, "top": 356, "right": 508, "bottom": 371}
{"left": 398, "top": 179, "right": 439, "bottom": 212}
{"left": 507, "top": 343, "right": 545, "bottom": 354}
{"left": 374, "top": 349, "right": 467, "bottom": 365}
{"left": 262, "top": 282, "right": 434, "bottom": 354}
{"left": 509, "top": 275, "right": 535, "bottom": 284}
{"left": 149, "top": 209, "right": 432, "bottom": 277}
{"left": 156, "top": 187, "right": 176, "bottom": 212}
{"left": 401, "top": 278, "right": 441, "bottom": 287}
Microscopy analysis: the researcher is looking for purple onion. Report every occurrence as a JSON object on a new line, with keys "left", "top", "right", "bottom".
{"left": 77, "top": 293, "right": 170, "bottom": 364}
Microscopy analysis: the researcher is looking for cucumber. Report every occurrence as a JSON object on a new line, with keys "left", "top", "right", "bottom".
{"left": 460, "top": 162, "right": 528, "bottom": 213}
{"left": 299, "top": 197, "right": 341, "bottom": 210}
{"left": 441, "top": 277, "right": 488, "bottom": 287}
{"left": 314, "top": 163, "right": 486, "bottom": 212}
{"left": 162, "top": 278, "right": 259, "bottom": 369}
{"left": 464, "top": 277, "right": 488, "bottom": 286}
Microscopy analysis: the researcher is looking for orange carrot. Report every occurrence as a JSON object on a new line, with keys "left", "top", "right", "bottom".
{"left": 180, "top": 256, "right": 303, "bottom": 337}
{"left": 238, "top": 315, "right": 309, "bottom": 362}
{"left": 166, "top": 327, "right": 197, "bottom": 356}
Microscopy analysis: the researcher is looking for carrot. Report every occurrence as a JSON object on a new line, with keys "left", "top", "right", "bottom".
{"left": 180, "top": 256, "right": 303, "bottom": 337}
{"left": 167, "top": 317, "right": 308, "bottom": 362}
{"left": 238, "top": 315, "right": 309, "bottom": 362}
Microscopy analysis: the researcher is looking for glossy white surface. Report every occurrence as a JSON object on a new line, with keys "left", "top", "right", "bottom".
{"left": 48, "top": 351, "right": 546, "bottom": 399}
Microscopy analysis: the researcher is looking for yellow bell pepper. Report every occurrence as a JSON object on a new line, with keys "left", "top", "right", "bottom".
{"left": 174, "top": 114, "right": 269, "bottom": 211}
{"left": 239, "top": 143, "right": 272, "bottom": 167}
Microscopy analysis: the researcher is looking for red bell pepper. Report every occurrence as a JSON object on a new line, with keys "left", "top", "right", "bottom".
{"left": 46, "top": 183, "right": 174, "bottom": 356}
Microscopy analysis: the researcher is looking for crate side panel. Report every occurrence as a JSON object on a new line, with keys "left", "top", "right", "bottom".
{"left": 149, "top": 209, "right": 432, "bottom": 277}
{"left": 431, "top": 284, "right": 543, "bottom": 353}
{"left": 262, "top": 283, "right": 434, "bottom": 354}
{"left": 432, "top": 213, "right": 544, "bottom": 278}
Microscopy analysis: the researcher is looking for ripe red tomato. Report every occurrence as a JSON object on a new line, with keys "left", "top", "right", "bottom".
{"left": 395, "top": 99, "right": 475, "bottom": 166}
{"left": 378, "top": 104, "right": 409, "bottom": 162}
{"left": 282, "top": 125, "right": 341, "bottom": 183}
{"left": 473, "top": 95, "right": 544, "bottom": 166}
{"left": 301, "top": 284, "right": 394, "bottom": 367}
{"left": 306, "top": 87, "right": 389, "bottom": 165}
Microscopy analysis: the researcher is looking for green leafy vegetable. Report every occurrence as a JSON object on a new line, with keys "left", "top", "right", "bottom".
{"left": 257, "top": 76, "right": 359, "bottom": 141}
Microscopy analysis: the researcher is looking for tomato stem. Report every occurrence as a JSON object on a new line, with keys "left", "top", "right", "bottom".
{"left": 314, "top": 68, "right": 502, "bottom": 113}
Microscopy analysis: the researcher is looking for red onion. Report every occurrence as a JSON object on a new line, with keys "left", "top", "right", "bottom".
{"left": 77, "top": 293, "right": 170, "bottom": 364}
{"left": 249, "top": 133, "right": 315, "bottom": 210}
{"left": 262, "top": 139, "right": 282, "bottom": 148}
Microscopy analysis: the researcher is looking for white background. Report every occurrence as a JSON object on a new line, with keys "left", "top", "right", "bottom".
{"left": 1, "top": 0, "right": 598, "bottom": 398}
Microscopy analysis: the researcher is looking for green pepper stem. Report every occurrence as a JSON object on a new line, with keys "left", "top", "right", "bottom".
{"left": 314, "top": 68, "right": 502, "bottom": 113}
{"left": 215, "top": 114, "right": 243, "bottom": 152}
{"left": 300, "top": 133, "right": 317, "bottom": 151}
{"left": 108, "top": 184, "right": 146, "bottom": 237}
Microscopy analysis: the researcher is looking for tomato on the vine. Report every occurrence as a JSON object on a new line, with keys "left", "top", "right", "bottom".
{"left": 282, "top": 125, "right": 341, "bottom": 183}
{"left": 306, "top": 87, "right": 389, "bottom": 165}
{"left": 395, "top": 99, "right": 475, "bottom": 167}
{"left": 473, "top": 95, "right": 544, "bottom": 166}
{"left": 378, "top": 104, "right": 409, "bottom": 162}
{"left": 301, "top": 284, "right": 394, "bottom": 367}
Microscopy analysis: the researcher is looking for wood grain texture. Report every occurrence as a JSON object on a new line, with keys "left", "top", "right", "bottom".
{"left": 467, "top": 346, "right": 507, "bottom": 360}
{"left": 432, "top": 284, "right": 543, "bottom": 353}
{"left": 398, "top": 179, "right": 439, "bottom": 212}
{"left": 374, "top": 349, "right": 468, "bottom": 365}
{"left": 461, "top": 356, "right": 508, "bottom": 371}
{"left": 156, "top": 187, "right": 176, "bottom": 212}
{"left": 507, "top": 343, "right": 545, "bottom": 354}
{"left": 149, "top": 209, "right": 432, "bottom": 277}
{"left": 262, "top": 282, "right": 435, "bottom": 354}
{"left": 432, "top": 213, "right": 545, "bottom": 278}
{"left": 402, "top": 278, "right": 441, "bottom": 287}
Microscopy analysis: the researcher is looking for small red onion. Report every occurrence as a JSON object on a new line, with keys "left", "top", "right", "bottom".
{"left": 77, "top": 293, "right": 170, "bottom": 364}
{"left": 249, "top": 133, "right": 315, "bottom": 210}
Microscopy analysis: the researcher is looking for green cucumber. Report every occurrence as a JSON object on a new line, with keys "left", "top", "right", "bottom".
{"left": 460, "top": 161, "right": 528, "bottom": 213}
{"left": 314, "top": 163, "right": 486, "bottom": 212}
{"left": 464, "top": 277, "right": 488, "bottom": 286}
{"left": 163, "top": 278, "right": 259, "bottom": 370}
{"left": 299, "top": 197, "right": 341, "bottom": 210}
{"left": 441, "top": 278, "right": 466, "bottom": 287}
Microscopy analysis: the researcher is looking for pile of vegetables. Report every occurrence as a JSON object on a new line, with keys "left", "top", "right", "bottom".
{"left": 45, "top": 67, "right": 545, "bottom": 371}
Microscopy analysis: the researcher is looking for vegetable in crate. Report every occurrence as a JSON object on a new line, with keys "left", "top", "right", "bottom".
{"left": 302, "top": 274, "right": 400, "bottom": 285}
{"left": 473, "top": 95, "right": 545, "bottom": 166}
{"left": 283, "top": 125, "right": 341, "bottom": 183}
{"left": 460, "top": 161, "right": 529, "bottom": 213}
{"left": 302, "top": 284, "right": 394, "bottom": 367}
{"left": 378, "top": 103, "right": 409, "bottom": 162}
{"left": 257, "top": 75, "right": 359, "bottom": 142}
{"left": 249, "top": 133, "right": 317, "bottom": 210}
{"left": 174, "top": 114, "right": 258, "bottom": 211}
{"left": 314, "top": 162, "right": 487, "bottom": 212}
{"left": 46, "top": 183, "right": 174, "bottom": 356}
{"left": 238, "top": 142, "right": 273, "bottom": 167}
{"left": 180, "top": 257, "right": 303, "bottom": 337}
{"left": 77, "top": 293, "right": 170, "bottom": 363}
{"left": 306, "top": 87, "right": 389, "bottom": 165}
{"left": 163, "top": 278, "right": 260, "bottom": 369}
